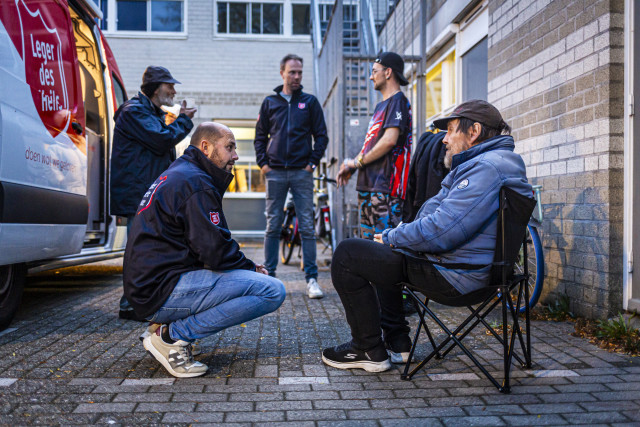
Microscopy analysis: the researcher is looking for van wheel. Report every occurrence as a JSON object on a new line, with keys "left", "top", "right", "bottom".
{"left": 0, "top": 264, "right": 26, "bottom": 331}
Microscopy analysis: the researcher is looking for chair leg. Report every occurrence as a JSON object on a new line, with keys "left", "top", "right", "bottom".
{"left": 524, "top": 277, "right": 532, "bottom": 368}
{"left": 402, "top": 289, "right": 503, "bottom": 390}
{"left": 502, "top": 288, "right": 511, "bottom": 393}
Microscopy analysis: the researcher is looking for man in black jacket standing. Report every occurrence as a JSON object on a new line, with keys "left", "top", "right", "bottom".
{"left": 111, "top": 65, "right": 196, "bottom": 320}
{"left": 254, "top": 54, "right": 329, "bottom": 299}
{"left": 125, "top": 122, "right": 286, "bottom": 378}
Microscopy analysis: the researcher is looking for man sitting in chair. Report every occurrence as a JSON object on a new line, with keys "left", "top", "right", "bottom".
{"left": 322, "top": 100, "right": 532, "bottom": 373}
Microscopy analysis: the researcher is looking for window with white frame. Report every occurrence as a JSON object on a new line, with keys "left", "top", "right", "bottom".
{"left": 458, "top": 4, "right": 488, "bottom": 102}
{"left": 97, "top": 0, "right": 186, "bottom": 33}
{"left": 424, "top": 2, "right": 488, "bottom": 127}
{"left": 116, "top": 0, "right": 184, "bottom": 32}
{"left": 217, "top": 2, "right": 283, "bottom": 34}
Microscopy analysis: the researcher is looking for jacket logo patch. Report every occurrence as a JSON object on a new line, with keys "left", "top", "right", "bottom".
{"left": 395, "top": 111, "right": 402, "bottom": 120}
{"left": 457, "top": 179, "right": 469, "bottom": 190}
{"left": 298, "top": 103, "right": 306, "bottom": 109}
{"left": 209, "top": 211, "right": 220, "bottom": 225}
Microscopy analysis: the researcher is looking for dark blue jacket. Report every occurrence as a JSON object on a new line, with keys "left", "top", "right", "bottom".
{"left": 254, "top": 85, "right": 328, "bottom": 169}
{"left": 110, "top": 92, "right": 193, "bottom": 216}
{"left": 123, "top": 146, "right": 256, "bottom": 319}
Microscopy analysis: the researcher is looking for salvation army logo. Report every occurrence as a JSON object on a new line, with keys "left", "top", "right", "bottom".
{"left": 16, "top": 0, "right": 70, "bottom": 138}
{"left": 298, "top": 103, "right": 306, "bottom": 109}
{"left": 209, "top": 211, "right": 220, "bottom": 225}
{"left": 457, "top": 179, "right": 469, "bottom": 190}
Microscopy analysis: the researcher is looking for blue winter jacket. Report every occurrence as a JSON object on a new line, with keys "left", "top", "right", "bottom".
{"left": 110, "top": 92, "right": 193, "bottom": 216}
{"left": 381, "top": 135, "right": 532, "bottom": 294}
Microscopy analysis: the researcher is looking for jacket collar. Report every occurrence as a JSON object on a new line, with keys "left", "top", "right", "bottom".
{"left": 182, "top": 146, "right": 234, "bottom": 194}
{"left": 137, "top": 91, "right": 165, "bottom": 116}
{"left": 273, "top": 84, "right": 303, "bottom": 100}
{"left": 451, "top": 135, "right": 515, "bottom": 170}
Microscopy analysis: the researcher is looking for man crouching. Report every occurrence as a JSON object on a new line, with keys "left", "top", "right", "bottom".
{"left": 124, "top": 122, "right": 286, "bottom": 378}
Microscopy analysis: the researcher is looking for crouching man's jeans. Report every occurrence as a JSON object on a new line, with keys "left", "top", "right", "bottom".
{"left": 148, "top": 269, "right": 286, "bottom": 342}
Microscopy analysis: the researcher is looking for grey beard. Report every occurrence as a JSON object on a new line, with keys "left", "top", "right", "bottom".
{"left": 444, "top": 151, "right": 452, "bottom": 169}
{"left": 157, "top": 95, "right": 174, "bottom": 107}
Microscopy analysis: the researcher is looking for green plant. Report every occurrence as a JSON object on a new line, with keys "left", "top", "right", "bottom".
{"left": 595, "top": 313, "right": 640, "bottom": 354}
{"left": 545, "top": 293, "right": 575, "bottom": 321}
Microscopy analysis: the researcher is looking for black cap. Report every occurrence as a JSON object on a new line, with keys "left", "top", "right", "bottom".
{"left": 375, "top": 52, "right": 409, "bottom": 86}
{"left": 432, "top": 100, "right": 505, "bottom": 130}
{"left": 142, "top": 66, "right": 181, "bottom": 85}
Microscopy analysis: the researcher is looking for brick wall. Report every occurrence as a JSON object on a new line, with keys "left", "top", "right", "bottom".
{"left": 488, "top": 0, "right": 625, "bottom": 317}
{"left": 105, "top": 0, "right": 314, "bottom": 121}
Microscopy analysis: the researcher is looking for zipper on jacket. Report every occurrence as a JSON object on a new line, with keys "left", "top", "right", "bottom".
{"left": 286, "top": 98, "right": 291, "bottom": 168}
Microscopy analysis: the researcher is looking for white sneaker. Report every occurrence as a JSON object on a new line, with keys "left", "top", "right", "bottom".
{"left": 140, "top": 323, "right": 201, "bottom": 355}
{"left": 143, "top": 325, "right": 207, "bottom": 378}
{"left": 307, "top": 278, "right": 324, "bottom": 299}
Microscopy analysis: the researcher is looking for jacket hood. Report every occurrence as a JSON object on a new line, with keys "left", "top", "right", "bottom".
{"left": 182, "top": 145, "right": 234, "bottom": 194}
{"left": 451, "top": 134, "right": 515, "bottom": 170}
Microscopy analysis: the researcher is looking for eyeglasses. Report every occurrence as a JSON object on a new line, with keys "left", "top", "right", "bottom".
{"left": 371, "top": 67, "right": 387, "bottom": 75}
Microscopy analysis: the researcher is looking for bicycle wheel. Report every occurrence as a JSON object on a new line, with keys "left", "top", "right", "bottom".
{"left": 281, "top": 216, "right": 297, "bottom": 264}
{"left": 512, "top": 225, "right": 545, "bottom": 312}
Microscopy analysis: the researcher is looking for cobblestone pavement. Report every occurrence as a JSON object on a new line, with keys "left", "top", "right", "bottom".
{"left": 1, "top": 242, "right": 639, "bottom": 425}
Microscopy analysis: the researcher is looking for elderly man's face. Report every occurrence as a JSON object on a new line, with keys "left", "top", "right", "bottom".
{"left": 281, "top": 59, "right": 303, "bottom": 92}
{"left": 205, "top": 130, "right": 238, "bottom": 172}
{"left": 153, "top": 83, "right": 176, "bottom": 107}
{"left": 443, "top": 119, "right": 474, "bottom": 169}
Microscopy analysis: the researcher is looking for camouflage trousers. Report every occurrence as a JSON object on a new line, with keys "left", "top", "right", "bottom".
{"left": 357, "top": 191, "right": 403, "bottom": 240}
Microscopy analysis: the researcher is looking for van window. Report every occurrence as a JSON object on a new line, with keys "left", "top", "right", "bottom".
{"left": 112, "top": 75, "right": 127, "bottom": 109}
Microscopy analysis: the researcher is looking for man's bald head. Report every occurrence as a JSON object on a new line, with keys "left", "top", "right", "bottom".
{"left": 190, "top": 122, "right": 231, "bottom": 147}
{"left": 190, "top": 122, "right": 238, "bottom": 172}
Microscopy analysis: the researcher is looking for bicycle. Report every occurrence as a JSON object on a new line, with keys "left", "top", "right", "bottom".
{"left": 512, "top": 184, "right": 545, "bottom": 313}
{"left": 280, "top": 174, "right": 337, "bottom": 265}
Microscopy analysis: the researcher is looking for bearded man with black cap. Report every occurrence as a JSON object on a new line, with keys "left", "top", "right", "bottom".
{"left": 334, "top": 51, "right": 413, "bottom": 365}
{"left": 111, "top": 65, "right": 197, "bottom": 321}
{"left": 322, "top": 99, "right": 532, "bottom": 373}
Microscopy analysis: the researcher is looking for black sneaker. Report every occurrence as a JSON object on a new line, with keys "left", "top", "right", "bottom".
{"left": 322, "top": 341, "right": 391, "bottom": 372}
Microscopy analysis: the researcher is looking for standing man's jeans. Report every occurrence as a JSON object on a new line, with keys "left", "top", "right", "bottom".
{"left": 149, "top": 269, "right": 286, "bottom": 342}
{"left": 264, "top": 169, "right": 317, "bottom": 281}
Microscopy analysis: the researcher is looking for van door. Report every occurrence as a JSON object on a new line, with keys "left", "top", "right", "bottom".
{"left": 69, "top": 7, "right": 109, "bottom": 247}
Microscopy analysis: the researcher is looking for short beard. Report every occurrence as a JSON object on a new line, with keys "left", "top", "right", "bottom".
{"left": 444, "top": 150, "right": 452, "bottom": 169}
{"left": 157, "top": 94, "right": 174, "bottom": 107}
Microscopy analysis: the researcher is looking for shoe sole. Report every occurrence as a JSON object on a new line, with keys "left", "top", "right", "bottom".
{"left": 307, "top": 292, "right": 324, "bottom": 299}
{"left": 142, "top": 336, "right": 207, "bottom": 378}
{"left": 387, "top": 350, "right": 409, "bottom": 364}
{"left": 321, "top": 354, "right": 391, "bottom": 372}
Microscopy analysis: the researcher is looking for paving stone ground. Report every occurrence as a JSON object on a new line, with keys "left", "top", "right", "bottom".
{"left": 0, "top": 241, "right": 639, "bottom": 425}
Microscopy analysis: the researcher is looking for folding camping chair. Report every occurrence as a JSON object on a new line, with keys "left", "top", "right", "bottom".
{"left": 400, "top": 186, "right": 537, "bottom": 393}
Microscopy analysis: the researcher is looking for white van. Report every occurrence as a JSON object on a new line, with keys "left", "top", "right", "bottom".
{"left": 0, "top": 0, "right": 128, "bottom": 329}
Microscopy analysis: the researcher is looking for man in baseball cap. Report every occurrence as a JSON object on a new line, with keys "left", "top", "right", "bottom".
{"left": 374, "top": 52, "right": 409, "bottom": 86}
{"left": 432, "top": 99, "right": 511, "bottom": 169}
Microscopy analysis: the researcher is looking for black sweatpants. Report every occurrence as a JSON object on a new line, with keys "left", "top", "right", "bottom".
{"left": 331, "top": 238, "right": 461, "bottom": 351}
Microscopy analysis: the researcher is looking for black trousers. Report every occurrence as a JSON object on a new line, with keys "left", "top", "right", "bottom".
{"left": 331, "top": 238, "right": 461, "bottom": 351}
